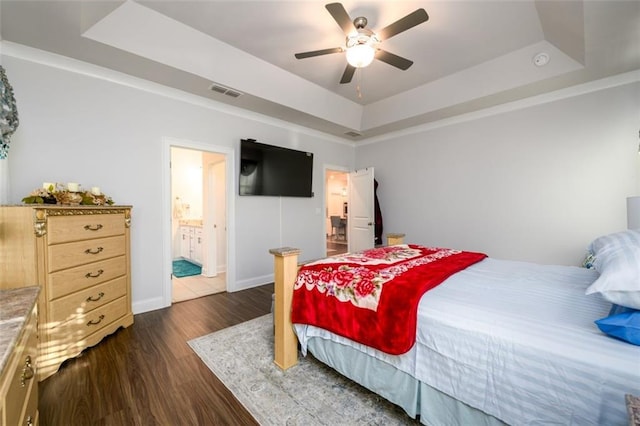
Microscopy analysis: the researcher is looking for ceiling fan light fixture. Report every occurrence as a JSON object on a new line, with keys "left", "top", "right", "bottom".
{"left": 294, "top": 4, "right": 428, "bottom": 83}
{"left": 346, "top": 44, "right": 375, "bottom": 68}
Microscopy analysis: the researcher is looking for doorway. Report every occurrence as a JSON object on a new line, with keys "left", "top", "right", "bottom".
{"left": 170, "top": 146, "right": 227, "bottom": 303}
{"left": 325, "top": 168, "right": 349, "bottom": 256}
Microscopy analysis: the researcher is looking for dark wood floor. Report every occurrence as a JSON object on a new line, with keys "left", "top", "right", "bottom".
{"left": 39, "top": 283, "right": 274, "bottom": 426}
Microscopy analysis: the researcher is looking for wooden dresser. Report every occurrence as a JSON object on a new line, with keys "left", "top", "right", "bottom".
{"left": 0, "top": 205, "right": 133, "bottom": 381}
{"left": 0, "top": 287, "right": 39, "bottom": 426}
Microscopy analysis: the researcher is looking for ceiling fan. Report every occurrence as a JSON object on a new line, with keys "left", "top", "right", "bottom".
{"left": 294, "top": 3, "right": 429, "bottom": 84}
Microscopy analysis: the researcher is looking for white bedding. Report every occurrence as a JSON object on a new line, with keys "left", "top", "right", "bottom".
{"left": 294, "top": 258, "right": 640, "bottom": 425}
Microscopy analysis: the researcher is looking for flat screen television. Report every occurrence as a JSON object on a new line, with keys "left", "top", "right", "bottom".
{"left": 239, "top": 139, "right": 314, "bottom": 197}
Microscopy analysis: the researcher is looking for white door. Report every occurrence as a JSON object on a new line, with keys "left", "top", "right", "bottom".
{"left": 203, "top": 162, "right": 218, "bottom": 277}
{"left": 348, "top": 167, "right": 375, "bottom": 253}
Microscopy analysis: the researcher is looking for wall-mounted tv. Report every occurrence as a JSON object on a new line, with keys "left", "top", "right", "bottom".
{"left": 239, "top": 139, "right": 314, "bottom": 197}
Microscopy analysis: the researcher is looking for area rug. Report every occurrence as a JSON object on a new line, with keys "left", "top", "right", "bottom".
{"left": 188, "top": 315, "right": 416, "bottom": 425}
{"left": 172, "top": 259, "right": 201, "bottom": 278}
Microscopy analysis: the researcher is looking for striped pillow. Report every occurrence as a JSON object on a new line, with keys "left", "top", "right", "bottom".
{"left": 585, "top": 229, "right": 640, "bottom": 310}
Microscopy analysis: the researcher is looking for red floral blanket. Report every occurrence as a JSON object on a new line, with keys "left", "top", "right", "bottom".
{"left": 291, "top": 244, "right": 487, "bottom": 355}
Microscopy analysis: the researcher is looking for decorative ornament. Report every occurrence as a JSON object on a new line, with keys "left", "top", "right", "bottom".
{"left": 22, "top": 183, "right": 114, "bottom": 206}
{"left": 0, "top": 66, "right": 19, "bottom": 159}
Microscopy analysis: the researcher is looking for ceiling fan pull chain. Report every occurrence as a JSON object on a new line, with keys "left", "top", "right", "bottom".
{"left": 356, "top": 68, "right": 363, "bottom": 99}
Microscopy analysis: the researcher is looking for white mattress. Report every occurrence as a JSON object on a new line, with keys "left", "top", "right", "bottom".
{"left": 294, "top": 258, "right": 640, "bottom": 425}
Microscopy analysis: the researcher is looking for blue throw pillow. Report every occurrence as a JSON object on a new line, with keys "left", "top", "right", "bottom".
{"left": 595, "top": 310, "right": 640, "bottom": 346}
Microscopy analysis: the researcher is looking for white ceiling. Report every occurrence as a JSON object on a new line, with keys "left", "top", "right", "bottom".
{"left": 1, "top": 1, "right": 639, "bottom": 141}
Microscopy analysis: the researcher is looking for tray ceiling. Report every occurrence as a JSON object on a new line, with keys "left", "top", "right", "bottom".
{"left": 1, "top": 1, "right": 638, "bottom": 141}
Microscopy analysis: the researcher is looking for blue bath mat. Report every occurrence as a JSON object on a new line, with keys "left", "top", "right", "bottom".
{"left": 173, "top": 259, "right": 201, "bottom": 278}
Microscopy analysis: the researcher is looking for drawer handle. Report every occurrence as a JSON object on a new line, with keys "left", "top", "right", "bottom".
{"left": 84, "top": 224, "right": 104, "bottom": 231}
{"left": 87, "top": 314, "right": 105, "bottom": 326}
{"left": 85, "top": 269, "right": 104, "bottom": 279}
{"left": 20, "top": 355, "right": 34, "bottom": 387}
{"left": 86, "top": 292, "right": 105, "bottom": 302}
{"left": 85, "top": 247, "right": 104, "bottom": 255}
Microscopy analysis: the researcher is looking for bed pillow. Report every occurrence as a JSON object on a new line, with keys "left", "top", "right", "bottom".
{"left": 595, "top": 310, "right": 640, "bottom": 346}
{"left": 584, "top": 229, "right": 640, "bottom": 310}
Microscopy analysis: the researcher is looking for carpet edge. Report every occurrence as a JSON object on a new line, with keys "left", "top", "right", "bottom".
{"left": 187, "top": 315, "right": 273, "bottom": 425}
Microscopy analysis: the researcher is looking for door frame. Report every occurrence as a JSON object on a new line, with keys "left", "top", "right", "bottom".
{"left": 161, "top": 137, "right": 236, "bottom": 307}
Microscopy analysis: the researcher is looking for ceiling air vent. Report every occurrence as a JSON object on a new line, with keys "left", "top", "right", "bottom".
{"left": 225, "top": 89, "right": 242, "bottom": 98}
{"left": 344, "top": 131, "right": 361, "bottom": 138}
{"left": 209, "top": 83, "right": 243, "bottom": 98}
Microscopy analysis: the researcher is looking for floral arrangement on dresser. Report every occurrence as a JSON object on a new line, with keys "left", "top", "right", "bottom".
{"left": 22, "top": 182, "right": 114, "bottom": 206}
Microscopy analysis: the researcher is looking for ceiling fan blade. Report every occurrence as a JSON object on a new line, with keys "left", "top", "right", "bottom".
{"left": 376, "top": 50, "right": 414, "bottom": 70}
{"left": 377, "top": 8, "right": 429, "bottom": 41}
{"left": 295, "top": 47, "right": 344, "bottom": 59}
{"left": 325, "top": 3, "right": 355, "bottom": 35}
{"left": 339, "top": 64, "right": 356, "bottom": 84}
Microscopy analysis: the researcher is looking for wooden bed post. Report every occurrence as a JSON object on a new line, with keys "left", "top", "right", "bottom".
{"left": 269, "top": 247, "right": 300, "bottom": 370}
{"left": 386, "top": 233, "right": 405, "bottom": 246}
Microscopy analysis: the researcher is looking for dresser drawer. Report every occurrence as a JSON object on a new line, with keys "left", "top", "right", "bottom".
{"left": 48, "top": 296, "right": 128, "bottom": 344}
{"left": 21, "top": 382, "right": 38, "bottom": 426}
{"left": 47, "top": 213, "right": 124, "bottom": 244}
{"left": 4, "top": 311, "right": 37, "bottom": 426}
{"left": 47, "top": 256, "right": 126, "bottom": 300}
{"left": 48, "top": 276, "right": 127, "bottom": 325}
{"left": 48, "top": 235, "right": 125, "bottom": 273}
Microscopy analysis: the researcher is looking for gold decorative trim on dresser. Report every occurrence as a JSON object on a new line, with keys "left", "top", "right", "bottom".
{"left": 0, "top": 205, "right": 133, "bottom": 381}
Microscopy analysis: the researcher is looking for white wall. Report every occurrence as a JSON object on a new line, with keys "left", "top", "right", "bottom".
{"left": 3, "top": 46, "right": 355, "bottom": 313}
{"left": 357, "top": 79, "right": 640, "bottom": 266}
{"left": 171, "top": 147, "right": 204, "bottom": 221}
{"left": 5, "top": 43, "right": 638, "bottom": 314}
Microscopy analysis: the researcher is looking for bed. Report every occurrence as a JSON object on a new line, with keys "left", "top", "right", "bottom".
{"left": 269, "top": 230, "right": 640, "bottom": 425}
